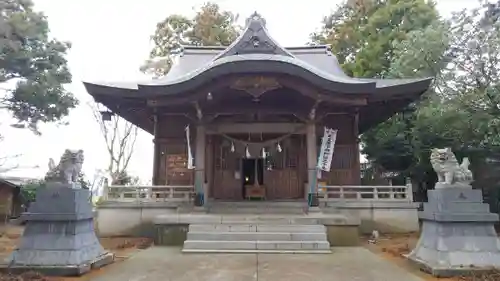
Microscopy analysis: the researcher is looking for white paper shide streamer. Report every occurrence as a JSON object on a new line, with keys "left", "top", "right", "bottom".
{"left": 185, "top": 125, "right": 195, "bottom": 169}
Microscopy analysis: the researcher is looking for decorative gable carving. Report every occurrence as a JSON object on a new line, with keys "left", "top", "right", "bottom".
{"left": 213, "top": 12, "right": 295, "bottom": 59}
{"left": 230, "top": 76, "right": 281, "bottom": 100}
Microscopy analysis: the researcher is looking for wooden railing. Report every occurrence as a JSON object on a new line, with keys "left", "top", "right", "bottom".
{"left": 102, "top": 185, "right": 195, "bottom": 202}
{"left": 101, "top": 184, "right": 412, "bottom": 204}
{"left": 318, "top": 184, "right": 413, "bottom": 202}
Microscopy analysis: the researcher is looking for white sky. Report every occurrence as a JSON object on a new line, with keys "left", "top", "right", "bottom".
{"left": 0, "top": 0, "right": 478, "bottom": 182}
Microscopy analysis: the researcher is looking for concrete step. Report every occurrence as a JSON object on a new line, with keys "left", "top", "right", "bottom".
{"left": 187, "top": 231, "right": 327, "bottom": 241}
{"left": 209, "top": 201, "right": 306, "bottom": 208}
{"left": 209, "top": 208, "right": 305, "bottom": 214}
{"left": 182, "top": 240, "right": 331, "bottom": 252}
{"left": 188, "top": 224, "right": 326, "bottom": 233}
{"left": 217, "top": 216, "right": 322, "bottom": 225}
{"left": 183, "top": 222, "right": 331, "bottom": 254}
{"left": 208, "top": 201, "right": 307, "bottom": 214}
{"left": 182, "top": 249, "right": 332, "bottom": 254}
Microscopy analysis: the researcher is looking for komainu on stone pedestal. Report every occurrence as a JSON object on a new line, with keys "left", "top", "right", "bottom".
{"left": 407, "top": 148, "right": 500, "bottom": 277}
{"left": 4, "top": 149, "right": 114, "bottom": 276}
{"left": 430, "top": 147, "right": 473, "bottom": 188}
{"left": 45, "top": 149, "right": 84, "bottom": 186}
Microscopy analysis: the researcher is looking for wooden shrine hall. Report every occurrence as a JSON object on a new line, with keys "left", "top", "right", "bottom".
{"left": 83, "top": 12, "right": 432, "bottom": 206}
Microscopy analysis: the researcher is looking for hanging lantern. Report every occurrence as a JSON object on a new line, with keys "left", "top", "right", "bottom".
{"left": 261, "top": 147, "right": 266, "bottom": 158}
{"left": 231, "top": 141, "right": 235, "bottom": 152}
{"left": 277, "top": 142, "right": 282, "bottom": 153}
{"left": 100, "top": 110, "right": 113, "bottom": 121}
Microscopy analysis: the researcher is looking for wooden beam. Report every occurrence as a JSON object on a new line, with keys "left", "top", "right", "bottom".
{"left": 206, "top": 123, "right": 306, "bottom": 134}
{"left": 146, "top": 77, "right": 238, "bottom": 107}
{"left": 159, "top": 103, "right": 310, "bottom": 118}
{"left": 279, "top": 78, "right": 368, "bottom": 106}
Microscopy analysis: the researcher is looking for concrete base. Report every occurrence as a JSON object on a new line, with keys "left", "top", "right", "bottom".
{"left": 407, "top": 188, "right": 500, "bottom": 277}
{"left": 153, "top": 212, "right": 360, "bottom": 226}
{"left": 323, "top": 201, "right": 420, "bottom": 234}
{"left": 153, "top": 213, "right": 360, "bottom": 248}
{"left": 1, "top": 252, "right": 115, "bottom": 277}
{"left": 94, "top": 199, "right": 417, "bottom": 236}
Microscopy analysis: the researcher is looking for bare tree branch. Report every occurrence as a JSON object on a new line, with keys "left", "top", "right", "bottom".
{"left": 88, "top": 102, "right": 139, "bottom": 184}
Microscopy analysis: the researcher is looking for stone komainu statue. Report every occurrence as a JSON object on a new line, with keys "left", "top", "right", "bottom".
{"left": 430, "top": 147, "right": 473, "bottom": 187}
{"left": 45, "top": 149, "right": 84, "bottom": 184}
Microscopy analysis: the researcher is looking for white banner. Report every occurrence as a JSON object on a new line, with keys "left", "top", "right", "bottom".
{"left": 317, "top": 127, "right": 338, "bottom": 172}
{"left": 185, "top": 125, "right": 195, "bottom": 169}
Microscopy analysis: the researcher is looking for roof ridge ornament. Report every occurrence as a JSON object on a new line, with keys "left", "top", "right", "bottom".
{"left": 246, "top": 12, "right": 266, "bottom": 27}
{"left": 213, "top": 12, "right": 294, "bottom": 60}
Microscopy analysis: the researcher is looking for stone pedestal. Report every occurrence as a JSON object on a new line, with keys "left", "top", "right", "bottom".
{"left": 407, "top": 187, "right": 500, "bottom": 277}
{"left": 4, "top": 184, "right": 114, "bottom": 276}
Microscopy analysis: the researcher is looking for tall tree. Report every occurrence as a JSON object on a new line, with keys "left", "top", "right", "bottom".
{"left": 141, "top": 2, "right": 240, "bottom": 76}
{"left": 311, "top": 0, "right": 438, "bottom": 77}
{"left": 358, "top": 0, "right": 500, "bottom": 188}
{"left": 0, "top": 0, "right": 77, "bottom": 134}
{"left": 311, "top": 0, "right": 440, "bottom": 183}
{"left": 90, "top": 104, "right": 138, "bottom": 185}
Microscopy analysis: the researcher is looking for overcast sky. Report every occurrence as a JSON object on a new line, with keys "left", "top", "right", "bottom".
{"left": 0, "top": 0, "right": 478, "bottom": 182}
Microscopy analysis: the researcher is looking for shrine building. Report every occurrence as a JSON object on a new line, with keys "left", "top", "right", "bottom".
{"left": 84, "top": 13, "right": 432, "bottom": 206}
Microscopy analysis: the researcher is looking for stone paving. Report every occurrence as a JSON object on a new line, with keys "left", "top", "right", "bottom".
{"left": 91, "top": 246, "right": 425, "bottom": 281}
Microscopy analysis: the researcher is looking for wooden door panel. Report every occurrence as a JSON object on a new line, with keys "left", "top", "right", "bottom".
{"left": 213, "top": 137, "right": 241, "bottom": 200}
{"left": 214, "top": 170, "right": 241, "bottom": 199}
{"left": 263, "top": 135, "right": 303, "bottom": 199}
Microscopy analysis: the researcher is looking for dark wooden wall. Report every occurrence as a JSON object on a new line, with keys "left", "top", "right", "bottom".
{"left": 155, "top": 116, "right": 194, "bottom": 185}
{"left": 318, "top": 114, "right": 360, "bottom": 185}
{"left": 154, "top": 113, "right": 360, "bottom": 189}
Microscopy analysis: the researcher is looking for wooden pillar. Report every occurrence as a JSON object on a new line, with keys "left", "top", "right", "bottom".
{"left": 194, "top": 124, "right": 206, "bottom": 205}
{"left": 306, "top": 122, "right": 318, "bottom": 203}
{"left": 206, "top": 135, "right": 214, "bottom": 200}
{"left": 152, "top": 114, "right": 161, "bottom": 185}
{"left": 353, "top": 111, "right": 361, "bottom": 184}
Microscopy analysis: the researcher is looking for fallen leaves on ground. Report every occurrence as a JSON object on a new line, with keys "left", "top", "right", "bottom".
{"left": 363, "top": 233, "right": 500, "bottom": 281}
{"left": 456, "top": 270, "right": 500, "bottom": 281}
{"left": 99, "top": 237, "right": 153, "bottom": 251}
{"left": 0, "top": 271, "right": 49, "bottom": 281}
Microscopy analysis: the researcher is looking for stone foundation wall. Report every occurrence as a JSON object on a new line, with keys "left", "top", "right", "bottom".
{"left": 95, "top": 201, "right": 419, "bottom": 238}
{"left": 95, "top": 202, "right": 182, "bottom": 237}
{"left": 323, "top": 201, "right": 420, "bottom": 234}
{"left": 326, "top": 225, "right": 360, "bottom": 246}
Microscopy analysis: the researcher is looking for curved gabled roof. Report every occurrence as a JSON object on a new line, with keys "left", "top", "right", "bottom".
{"left": 138, "top": 53, "right": 377, "bottom": 95}
{"left": 84, "top": 12, "right": 431, "bottom": 97}
{"left": 83, "top": 12, "right": 434, "bottom": 133}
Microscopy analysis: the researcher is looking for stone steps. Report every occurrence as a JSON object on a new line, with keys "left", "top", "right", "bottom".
{"left": 187, "top": 231, "right": 327, "bottom": 241}
{"left": 189, "top": 224, "right": 326, "bottom": 232}
{"left": 183, "top": 223, "right": 331, "bottom": 254}
{"left": 207, "top": 201, "right": 307, "bottom": 214}
{"left": 183, "top": 240, "right": 331, "bottom": 253}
